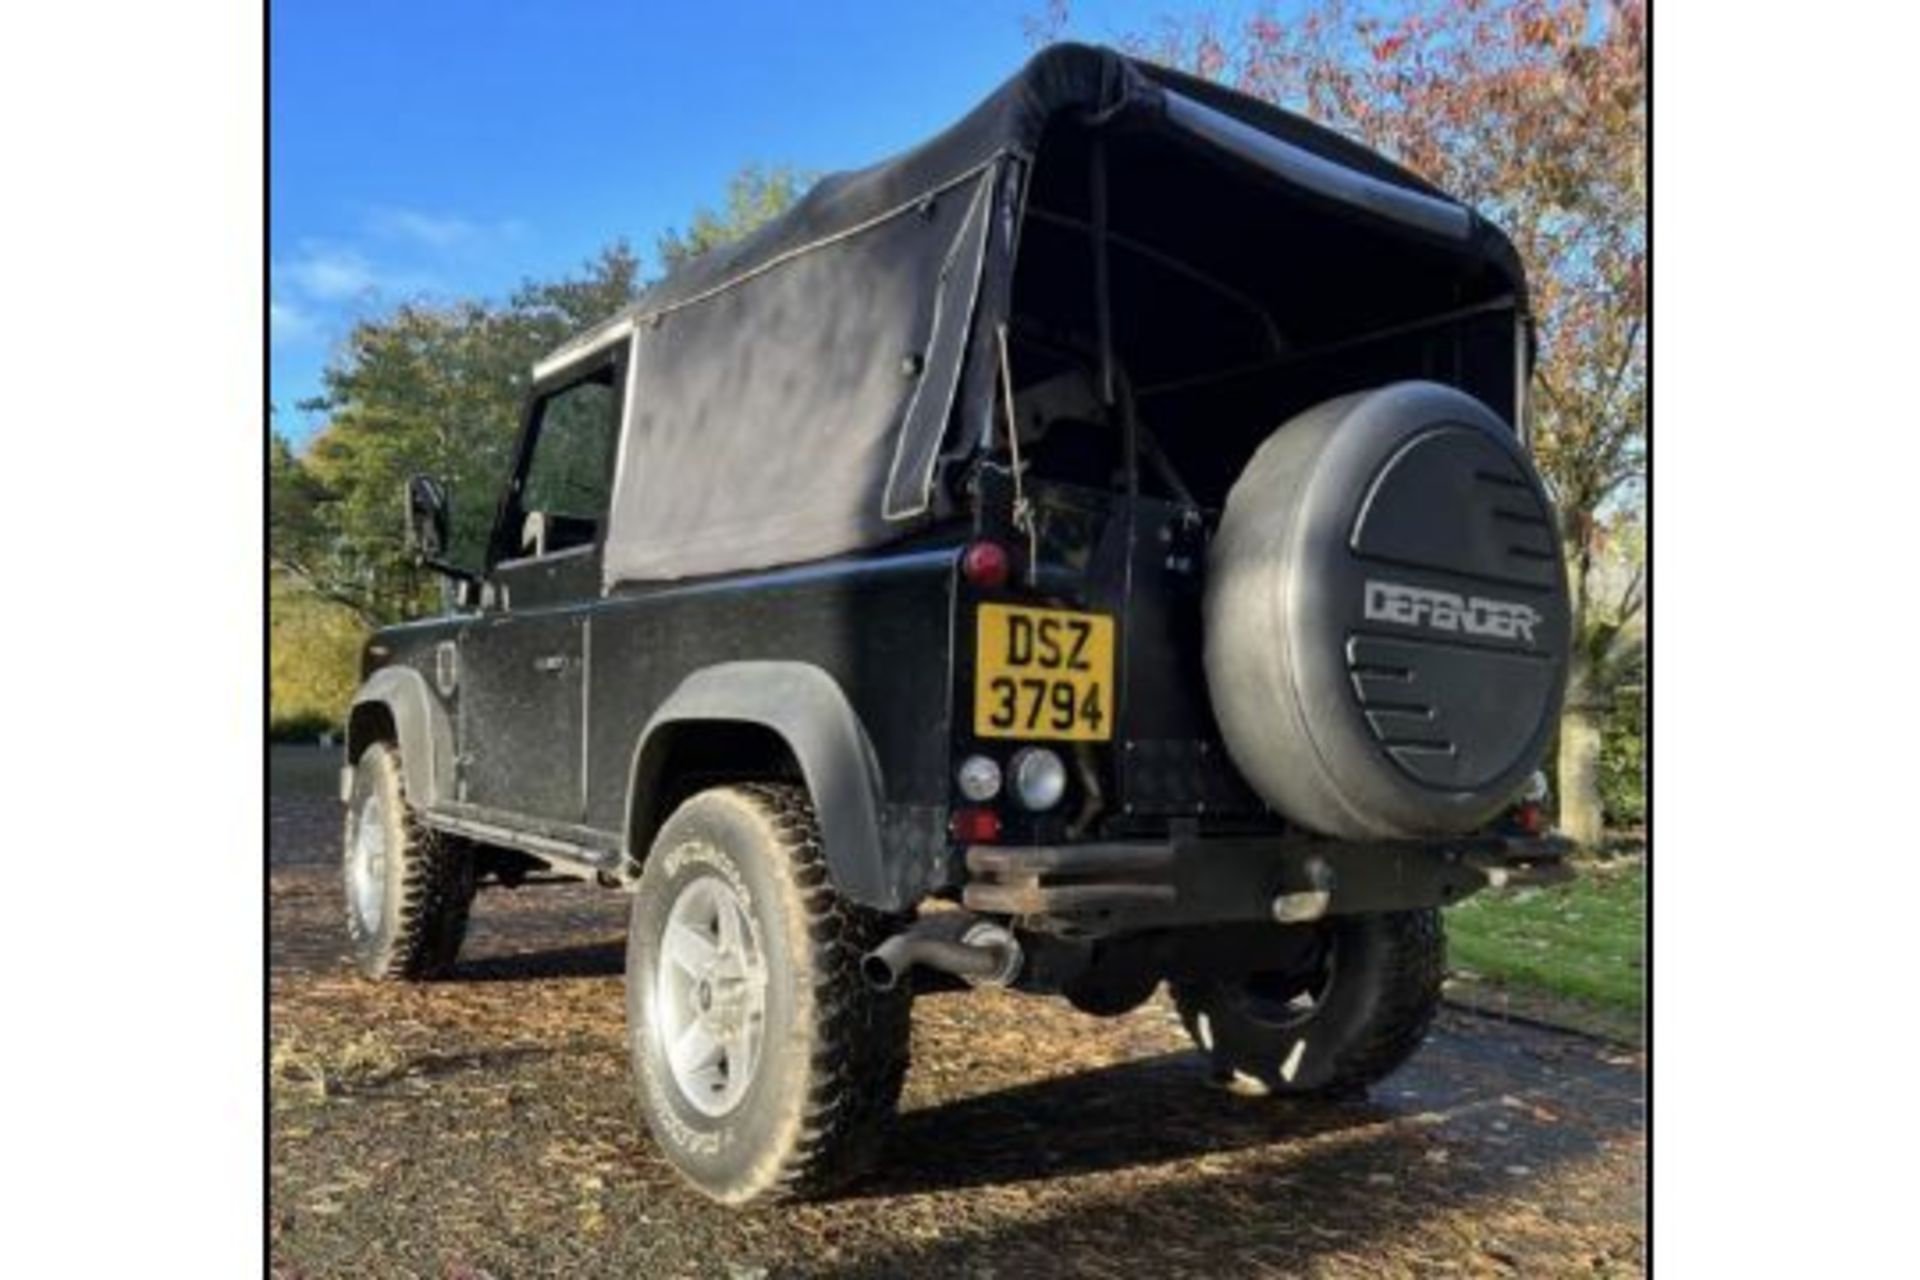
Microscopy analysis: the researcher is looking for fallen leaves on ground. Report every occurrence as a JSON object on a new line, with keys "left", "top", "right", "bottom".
{"left": 270, "top": 792, "right": 1644, "bottom": 1279}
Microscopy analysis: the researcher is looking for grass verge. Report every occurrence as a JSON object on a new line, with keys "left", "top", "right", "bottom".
{"left": 1444, "top": 853, "right": 1645, "bottom": 1044}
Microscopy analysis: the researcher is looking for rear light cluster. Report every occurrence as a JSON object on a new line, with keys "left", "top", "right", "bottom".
{"left": 951, "top": 747, "right": 1068, "bottom": 845}
{"left": 956, "top": 754, "right": 1002, "bottom": 801}
{"left": 1511, "top": 771, "right": 1551, "bottom": 835}
{"left": 1008, "top": 747, "right": 1067, "bottom": 811}
{"left": 949, "top": 807, "right": 1002, "bottom": 844}
{"left": 961, "top": 539, "right": 1012, "bottom": 589}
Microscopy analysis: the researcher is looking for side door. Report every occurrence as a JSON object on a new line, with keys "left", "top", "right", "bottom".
{"left": 456, "top": 351, "right": 624, "bottom": 826}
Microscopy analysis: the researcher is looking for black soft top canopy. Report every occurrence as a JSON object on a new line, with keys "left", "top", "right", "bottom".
{"left": 546, "top": 43, "right": 1525, "bottom": 585}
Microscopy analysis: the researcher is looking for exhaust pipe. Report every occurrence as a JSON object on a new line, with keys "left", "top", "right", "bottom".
{"left": 862, "top": 916, "right": 1022, "bottom": 992}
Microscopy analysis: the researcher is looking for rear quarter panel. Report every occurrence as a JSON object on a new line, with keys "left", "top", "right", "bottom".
{"left": 585, "top": 546, "right": 963, "bottom": 873}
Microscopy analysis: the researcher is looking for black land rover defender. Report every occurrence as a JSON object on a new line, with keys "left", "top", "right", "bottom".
{"left": 341, "top": 44, "right": 1572, "bottom": 1204}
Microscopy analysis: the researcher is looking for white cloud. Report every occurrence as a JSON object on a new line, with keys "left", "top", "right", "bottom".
{"left": 368, "top": 207, "right": 477, "bottom": 249}
{"left": 270, "top": 299, "right": 318, "bottom": 346}
{"left": 274, "top": 239, "right": 440, "bottom": 307}
{"left": 281, "top": 244, "right": 382, "bottom": 301}
{"left": 268, "top": 207, "right": 528, "bottom": 371}
{"left": 367, "top": 206, "right": 528, "bottom": 250}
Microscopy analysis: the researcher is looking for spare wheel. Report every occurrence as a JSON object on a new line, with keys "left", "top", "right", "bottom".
{"left": 1203, "top": 380, "right": 1571, "bottom": 840}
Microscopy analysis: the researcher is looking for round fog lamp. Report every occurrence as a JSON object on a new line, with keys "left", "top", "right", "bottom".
{"left": 956, "top": 754, "right": 1002, "bottom": 802}
{"left": 1010, "top": 747, "right": 1068, "bottom": 811}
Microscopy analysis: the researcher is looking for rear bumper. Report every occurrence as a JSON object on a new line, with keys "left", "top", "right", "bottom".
{"left": 962, "top": 832, "right": 1571, "bottom": 932}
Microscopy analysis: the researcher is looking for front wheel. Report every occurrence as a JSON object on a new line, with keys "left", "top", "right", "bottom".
{"left": 1171, "top": 910, "right": 1444, "bottom": 1096}
{"left": 342, "top": 742, "right": 476, "bottom": 980}
{"left": 626, "top": 784, "right": 911, "bottom": 1204}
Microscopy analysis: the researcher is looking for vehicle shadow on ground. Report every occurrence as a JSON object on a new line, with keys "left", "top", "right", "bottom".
{"left": 835, "top": 1043, "right": 1637, "bottom": 1275}
{"left": 854, "top": 1050, "right": 1391, "bottom": 1198}
{"left": 450, "top": 940, "right": 626, "bottom": 982}
{"left": 841, "top": 1116, "right": 1601, "bottom": 1277}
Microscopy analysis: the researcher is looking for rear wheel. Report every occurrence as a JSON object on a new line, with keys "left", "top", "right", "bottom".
{"left": 1171, "top": 910, "right": 1444, "bottom": 1096}
{"left": 342, "top": 742, "right": 476, "bottom": 980}
{"left": 626, "top": 784, "right": 911, "bottom": 1204}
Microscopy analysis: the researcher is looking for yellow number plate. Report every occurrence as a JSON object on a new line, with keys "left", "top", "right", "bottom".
{"left": 974, "top": 604, "right": 1115, "bottom": 741}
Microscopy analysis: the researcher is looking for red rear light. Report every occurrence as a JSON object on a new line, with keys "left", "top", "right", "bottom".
{"left": 961, "top": 539, "right": 1012, "bottom": 590}
{"left": 1514, "top": 802, "right": 1544, "bottom": 836}
{"left": 949, "top": 806, "right": 1002, "bottom": 844}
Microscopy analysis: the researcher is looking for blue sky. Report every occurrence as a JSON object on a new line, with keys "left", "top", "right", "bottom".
{"left": 270, "top": 0, "right": 1229, "bottom": 441}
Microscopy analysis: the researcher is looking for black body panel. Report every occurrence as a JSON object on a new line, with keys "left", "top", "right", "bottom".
{"left": 585, "top": 547, "right": 962, "bottom": 835}
{"left": 364, "top": 543, "right": 966, "bottom": 905}
{"left": 999, "top": 473, "right": 1269, "bottom": 829}
{"left": 458, "top": 606, "right": 584, "bottom": 822}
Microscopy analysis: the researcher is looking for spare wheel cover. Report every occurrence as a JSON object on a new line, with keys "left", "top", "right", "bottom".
{"left": 1203, "top": 380, "right": 1571, "bottom": 839}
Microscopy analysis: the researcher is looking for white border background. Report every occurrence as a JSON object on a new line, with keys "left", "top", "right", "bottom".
{"left": 3, "top": 0, "right": 261, "bottom": 1269}
{"left": 1655, "top": 2, "right": 1920, "bottom": 1271}
{"left": 4, "top": 0, "right": 1920, "bottom": 1269}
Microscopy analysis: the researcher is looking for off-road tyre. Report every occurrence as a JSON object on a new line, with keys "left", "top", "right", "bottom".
{"left": 342, "top": 742, "right": 476, "bottom": 981}
{"left": 626, "top": 784, "right": 911, "bottom": 1204}
{"left": 1171, "top": 909, "right": 1444, "bottom": 1096}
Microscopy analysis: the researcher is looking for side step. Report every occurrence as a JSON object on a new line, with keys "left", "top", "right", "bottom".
{"left": 420, "top": 805, "right": 624, "bottom": 883}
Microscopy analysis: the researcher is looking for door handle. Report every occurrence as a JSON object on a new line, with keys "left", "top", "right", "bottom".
{"left": 531, "top": 654, "right": 570, "bottom": 674}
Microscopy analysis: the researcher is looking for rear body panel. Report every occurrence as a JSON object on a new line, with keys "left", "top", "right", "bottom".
{"left": 967, "top": 469, "right": 1269, "bottom": 840}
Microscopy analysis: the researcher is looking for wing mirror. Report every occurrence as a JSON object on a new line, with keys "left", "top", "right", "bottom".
{"left": 403, "top": 474, "right": 478, "bottom": 601}
{"left": 404, "top": 474, "right": 451, "bottom": 561}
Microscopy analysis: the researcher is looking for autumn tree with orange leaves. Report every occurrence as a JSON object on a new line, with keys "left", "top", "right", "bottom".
{"left": 1043, "top": 0, "right": 1646, "bottom": 844}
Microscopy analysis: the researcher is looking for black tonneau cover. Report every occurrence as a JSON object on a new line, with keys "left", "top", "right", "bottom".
{"left": 549, "top": 43, "right": 1523, "bottom": 585}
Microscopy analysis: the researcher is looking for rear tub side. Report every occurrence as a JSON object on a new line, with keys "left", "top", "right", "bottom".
{"left": 587, "top": 545, "right": 966, "bottom": 910}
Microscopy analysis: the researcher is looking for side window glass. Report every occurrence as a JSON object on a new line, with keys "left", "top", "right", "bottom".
{"left": 514, "top": 372, "right": 617, "bottom": 558}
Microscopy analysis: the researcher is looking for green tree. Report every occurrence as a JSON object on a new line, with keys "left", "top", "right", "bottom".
{"left": 272, "top": 243, "right": 643, "bottom": 625}
{"left": 1600, "top": 680, "right": 1645, "bottom": 828}
{"left": 269, "top": 168, "right": 805, "bottom": 730}
{"left": 269, "top": 567, "right": 366, "bottom": 735}
{"left": 271, "top": 161, "right": 811, "bottom": 636}
{"left": 1052, "top": 0, "right": 1646, "bottom": 847}
{"left": 655, "top": 164, "right": 813, "bottom": 271}
{"left": 1565, "top": 510, "right": 1643, "bottom": 840}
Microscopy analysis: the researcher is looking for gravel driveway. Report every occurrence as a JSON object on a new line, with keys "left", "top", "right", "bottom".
{"left": 269, "top": 748, "right": 1644, "bottom": 1278}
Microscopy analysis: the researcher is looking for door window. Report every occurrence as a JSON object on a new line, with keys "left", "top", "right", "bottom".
{"left": 505, "top": 369, "right": 619, "bottom": 561}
